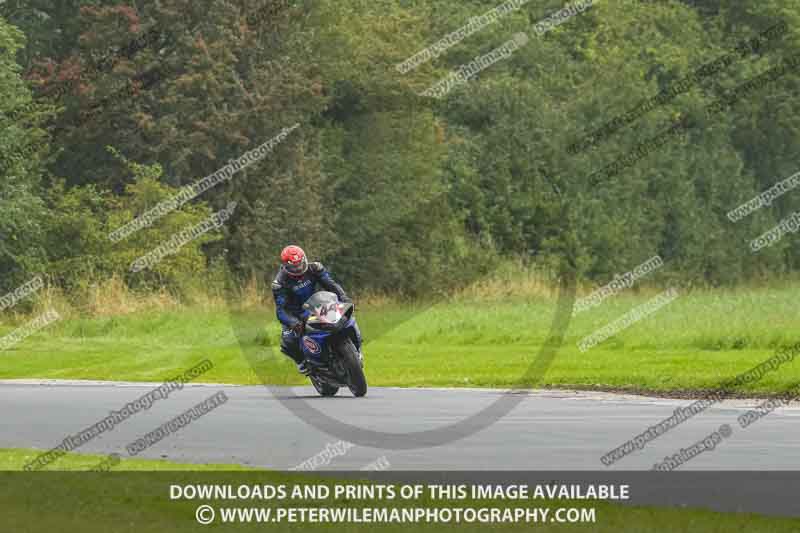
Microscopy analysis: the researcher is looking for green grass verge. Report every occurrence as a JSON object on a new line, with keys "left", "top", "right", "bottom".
{"left": 0, "top": 448, "right": 259, "bottom": 471}
{"left": 1, "top": 285, "right": 799, "bottom": 395}
{"left": 1, "top": 449, "right": 798, "bottom": 532}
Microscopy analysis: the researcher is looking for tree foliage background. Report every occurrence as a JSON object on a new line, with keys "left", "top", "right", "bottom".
{"left": 1, "top": 0, "right": 799, "bottom": 297}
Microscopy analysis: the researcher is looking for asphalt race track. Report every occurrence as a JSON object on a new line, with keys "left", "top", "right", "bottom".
{"left": 2, "top": 381, "right": 798, "bottom": 471}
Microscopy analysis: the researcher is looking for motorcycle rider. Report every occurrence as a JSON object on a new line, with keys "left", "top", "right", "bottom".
{"left": 271, "top": 245, "right": 359, "bottom": 375}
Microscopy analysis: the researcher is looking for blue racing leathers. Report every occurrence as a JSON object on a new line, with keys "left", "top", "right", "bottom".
{"left": 271, "top": 262, "right": 353, "bottom": 362}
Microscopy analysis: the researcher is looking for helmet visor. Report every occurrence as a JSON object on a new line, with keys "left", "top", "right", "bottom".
{"left": 284, "top": 255, "right": 308, "bottom": 276}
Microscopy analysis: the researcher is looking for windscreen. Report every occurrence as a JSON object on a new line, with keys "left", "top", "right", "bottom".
{"left": 304, "top": 291, "right": 343, "bottom": 324}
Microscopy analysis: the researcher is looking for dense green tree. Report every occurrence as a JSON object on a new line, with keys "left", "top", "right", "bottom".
{"left": 0, "top": 16, "right": 51, "bottom": 292}
{"left": 3, "top": 0, "right": 800, "bottom": 297}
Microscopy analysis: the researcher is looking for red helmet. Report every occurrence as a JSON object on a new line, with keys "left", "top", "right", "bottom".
{"left": 280, "top": 245, "right": 308, "bottom": 277}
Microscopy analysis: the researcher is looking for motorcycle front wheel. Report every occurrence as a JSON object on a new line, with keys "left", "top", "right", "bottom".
{"left": 337, "top": 338, "right": 367, "bottom": 397}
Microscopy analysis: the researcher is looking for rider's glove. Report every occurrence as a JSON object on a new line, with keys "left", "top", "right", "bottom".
{"left": 291, "top": 322, "right": 304, "bottom": 335}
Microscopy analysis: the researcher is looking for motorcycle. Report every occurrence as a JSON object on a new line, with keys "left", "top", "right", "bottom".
{"left": 299, "top": 291, "right": 367, "bottom": 397}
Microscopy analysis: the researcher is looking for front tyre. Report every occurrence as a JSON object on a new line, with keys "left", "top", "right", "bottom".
{"left": 337, "top": 339, "right": 367, "bottom": 397}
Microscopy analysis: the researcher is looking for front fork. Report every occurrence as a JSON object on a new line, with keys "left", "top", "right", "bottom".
{"left": 350, "top": 320, "right": 363, "bottom": 353}
{"left": 348, "top": 320, "right": 364, "bottom": 366}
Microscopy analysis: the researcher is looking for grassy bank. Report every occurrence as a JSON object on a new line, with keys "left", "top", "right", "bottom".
{"left": 2, "top": 282, "right": 798, "bottom": 396}
{"left": 0, "top": 448, "right": 258, "bottom": 471}
{"left": 1, "top": 448, "right": 798, "bottom": 532}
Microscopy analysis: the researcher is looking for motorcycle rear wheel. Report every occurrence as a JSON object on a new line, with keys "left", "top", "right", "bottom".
{"left": 337, "top": 339, "right": 367, "bottom": 397}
